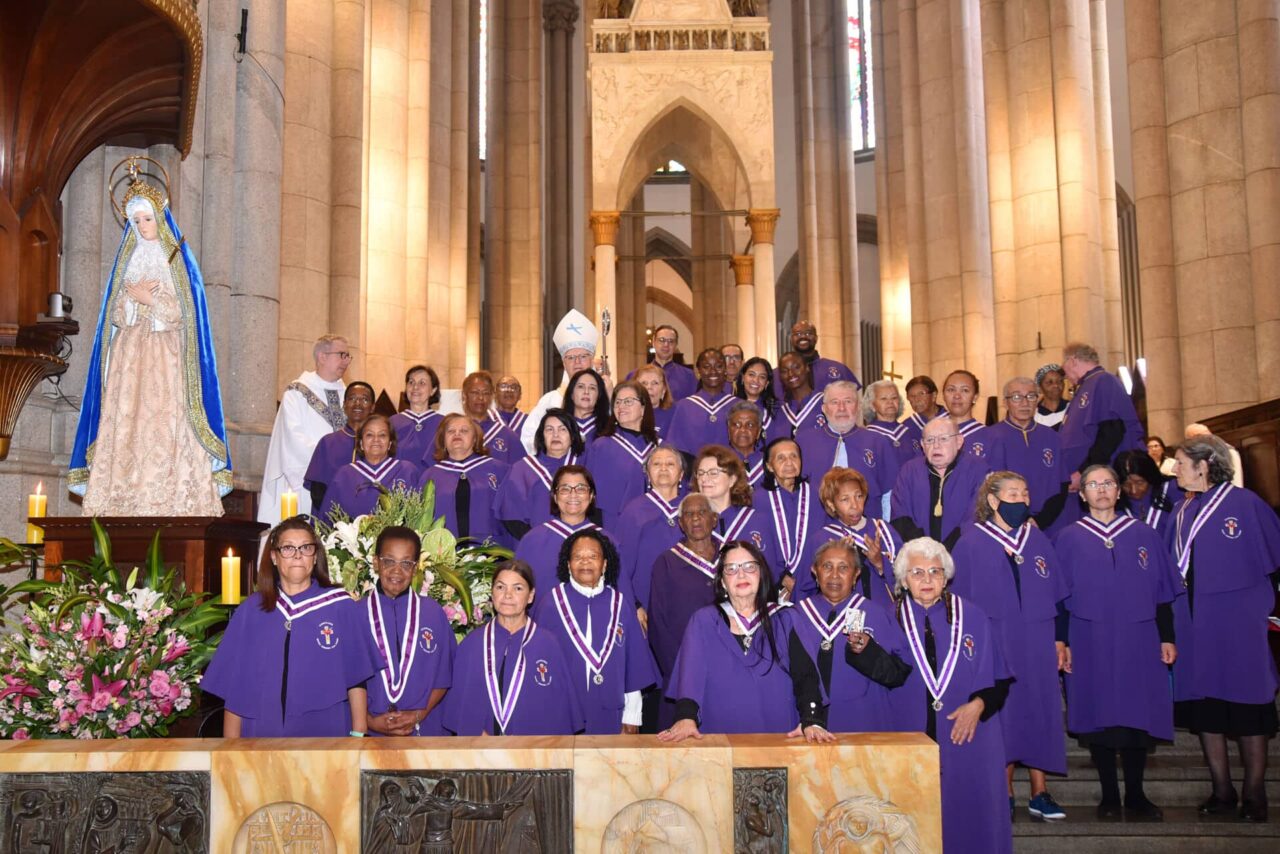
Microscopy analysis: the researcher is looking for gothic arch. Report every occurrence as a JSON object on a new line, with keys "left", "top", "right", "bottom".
{"left": 646, "top": 226, "right": 693, "bottom": 287}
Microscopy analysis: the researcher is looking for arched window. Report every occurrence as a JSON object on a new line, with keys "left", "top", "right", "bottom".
{"left": 848, "top": 0, "right": 875, "bottom": 152}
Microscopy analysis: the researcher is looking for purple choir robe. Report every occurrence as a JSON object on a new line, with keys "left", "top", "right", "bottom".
{"left": 665, "top": 390, "right": 739, "bottom": 456}
{"left": 1056, "top": 517, "right": 1180, "bottom": 741}
{"left": 1168, "top": 484, "right": 1280, "bottom": 705}
{"left": 794, "top": 517, "right": 902, "bottom": 603}
{"left": 422, "top": 455, "right": 511, "bottom": 547}
{"left": 1059, "top": 365, "right": 1145, "bottom": 474}
{"left": 890, "top": 454, "right": 991, "bottom": 544}
{"left": 478, "top": 416, "right": 528, "bottom": 467}
{"left": 495, "top": 451, "right": 586, "bottom": 531}
{"left": 715, "top": 505, "right": 786, "bottom": 582}
{"left": 796, "top": 425, "right": 900, "bottom": 514}
{"left": 617, "top": 489, "right": 687, "bottom": 608}
{"left": 513, "top": 519, "right": 614, "bottom": 594}
{"left": 319, "top": 458, "right": 421, "bottom": 522}
{"left": 772, "top": 356, "right": 860, "bottom": 400}
{"left": 202, "top": 583, "right": 381, "bottom": 736}
{"left": 751, "top": 483, "right": 824, "bottom": 582}
{"left": 652, "top": 406, "right": 675, "bottom": 439}
{"left": 736, "top": 449, "right": 765, "bottom": 488}
{"left": 667, "top": 604, "right": 800, "bottom": 734}
{"left": 363, "top": 589, "right": 457, "bottom": 735}
{"left": 895, "top": 596, "right": 1013, "bottom": 854}
{"left": 969, "top": 419, "right": 1066, "bottom": 516}
{"left": 591, "top": 430, "right": 658, "bottom": 529}
{"left": 304, "top": 426, "right": 357, "bottom": 492}
{"left": 648, "top": 545, "right": 720, "bottom": 685}
{"left": 389, "top": 410, "right": 443, "bottom": 469}
{"left": 950, "top": 522, "right": 1068, "bottom": 774}
{"left": 901, "top": 410, "right": 942, "bottom": 456}
{"left": 494, "top": 407, "right": 528, "bottom": 436}
{"left": 866, "top": 419, "right": 915, "bottom": 468}
{"left": 954, "top": 417, "right": 985, "bottom": 448}
{"left": 628, "top": 361, "right": 697, "bottom": 400}
{"left": 574, "top": 415, "right": 599, "bottom": 445}
{"left": 751, "top": 401, "right": 791, "bottom": 445}
{"left": 441, "top": 618, "right": 585, "bottom": 735}
{"left": 777, "top": 390, "right": 825, "bottom": 437}
{"left": 791, "top": 593, "right": 908, "bottom": 732}
{"left": 1121, "top": 477, "right": 1180, "bottom": 540}
{"left": 532, "top": 583, "right": 659, "bottom": 734}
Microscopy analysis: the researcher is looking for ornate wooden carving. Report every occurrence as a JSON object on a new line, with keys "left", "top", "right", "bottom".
{"left": 733, "top": 767, "right": 787, "bottom": 853}
{"left": 0, "top": 0, "right": 201, "bottom": 458}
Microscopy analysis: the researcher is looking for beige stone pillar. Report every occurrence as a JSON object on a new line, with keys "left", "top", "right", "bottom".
{"left": 329, "top": 0, "right": 367, "bottom": 365}
{"left": 1089, "top": 0, "right": 1125, "bottom": 368}
{"left": 747, "top": 209, "right": 780, "bottom": 363}
{"left": 590, "top": 211, "right": 621, "bottom": 336}
{"left": 731, "top": 254, "right": 758, "bottom": 358}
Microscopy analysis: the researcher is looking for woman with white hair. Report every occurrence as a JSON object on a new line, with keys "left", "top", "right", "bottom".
{"left": 893, "top": 537, "right": 1012, "bottom": 853}
{"left": 1170, "top": 435, "right": 1280, "bottom": 821}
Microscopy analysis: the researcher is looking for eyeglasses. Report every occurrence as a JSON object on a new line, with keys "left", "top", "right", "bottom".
{"left": 654, "top": 336, "right": 677, "bottom": 346}
{"left": 1083, "top": 479, "right": 1118, "bottom": 490}
{"left": 614, "top": 397, "right": 642, "bottom": 408}
{"left": 723, "top": 561, "right": 761, "bottom": 576}
{"left": 722, "top": 353, "right": 743, "bottom": 362}
{"left": 1005, "top": 393, "right": 1040, "bottom": 403}
{"left": 378, "top": 557, "right": 417, "bottom": 572}
{"left": 276, "top": 543, "right": 318, "bottom": 558}
{"left": 555, "top": 484, "right": 592, "bottom": 496}
{"left": 325, "top": 351, "right": 352, "bottom": 361}
{"left": 906, "top": 566, "right": 946, "bottom": 579}
{"left": 921, "top": 434, "right": 958, "bottom": 446}
{"left": 695, "top": 467, "right": 727, "bottom": 480}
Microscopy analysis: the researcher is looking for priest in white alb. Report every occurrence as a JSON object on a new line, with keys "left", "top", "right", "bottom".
{"left": 520, "top": 309, "right": 608, "bottom": 453}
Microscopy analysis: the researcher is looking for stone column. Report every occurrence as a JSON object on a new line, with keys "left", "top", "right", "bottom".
{"left": 590, "top": 211, "right": 621, "bottom": 334}
{"left": 731, "top": 254, "right": 758, "bottom": 357}
{"left": 329, "top": 0, "right": 367, "bottom": 363}
{"left": 747, "top": 209, "right": 781, "bottom": 362}
{"left": 543, "top": 0, "right": 578, "bottom": 360}
{"left": 1089, "top": 0, "right": 1125, "bottom": 368}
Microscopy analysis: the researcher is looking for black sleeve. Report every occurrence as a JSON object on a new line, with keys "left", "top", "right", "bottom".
{"left": 942, "top": 527, "right": 962, "bottom": 552}
{"left": 789, "top": 631, "right": 828, "bottom": 728}
{"left": 1269, "top": 568, "right": 1280, "bottom": 590}
{"left": 1055, "top": 600, "right": 1070, "bottom": 645}
{"left": 1034, "top": 485, "right": 1071, "bottom": 529}
{"left": 309, "top": 482, "right": 327, "bottom": 511}
{"left": 673, "top": 698, "right": 700, "bottom": 724}
{"left": 502, "top": 519, "right": 531, "bottom": 540}
{"left": 844, "top": 637, "right": 913, "bottom": 688}
{"left": 1082, "top": 419, "right": 1126, "bottom": 470}
{"left": 1156, "top": 602, "right": 1175, "bottom": 644}
{"left": 971, "top": 677, "right": 1013, "bottom": 721}
{"left": 891, "top": 515, "right": 925, "bottom": 543}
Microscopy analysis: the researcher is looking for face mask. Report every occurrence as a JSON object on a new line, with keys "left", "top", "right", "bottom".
{"left": 996, "top": 500, "right": 1031, "bottom": 528}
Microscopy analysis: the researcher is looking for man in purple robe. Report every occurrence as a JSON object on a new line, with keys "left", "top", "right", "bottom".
{"left": 890, "top": 417, "right": 991, "bottom": 549}
{"left": 772, "top": 320, "right": 860, "bottom": 399}
{"left": 796, "top": 381, "right": 899, "bottom": 517}
{"left": 665, "top": 348, "right": 738, "bottom": 456}
{"left": 626, "top": 324, "right": 697, "bottom": 400}
{"left": 304, "top": 381, "right": 374, "bottom": 511}
{"left": 1059, "top": 342, "right": 1145, "bottom": 488}
{"left": 460, "top": 371, "right": 528, "bottom": 467}
{"left": 969, "top": 377, "right": 1069, "bottom": 527}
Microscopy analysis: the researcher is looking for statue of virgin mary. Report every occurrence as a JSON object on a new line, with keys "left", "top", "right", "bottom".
{"left": 68, "top": 175, "right": 231, "bottom": 516}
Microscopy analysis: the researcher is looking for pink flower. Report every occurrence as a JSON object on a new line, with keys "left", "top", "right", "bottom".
{"left": 77, "top": 610, "right": 105, "bottom": 641}
{"left": 0, "top": 675, "right": 39, "bottom": 707}
{"left": 110, "top": 626, "right": 128, "bottom": 649}
{"left": 75, "top": 699, "right": 91, "bottom": 717}
{"left": 89, "top": 674, "right": 126, "bottom": 712}
{"left": 12, "top": 729, "right": 29, "bottom": 740}
{"left": 118, "top": 711, "right": 142, "bottom": 733}
{"left": 162, "top": 636, "right": 191, "bottom": 663}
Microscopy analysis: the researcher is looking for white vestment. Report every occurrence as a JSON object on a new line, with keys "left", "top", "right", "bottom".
{"left": 258, "top": 371, "right": 346, "bottom": 524}
{"left": 520, "top": 378, "right": 570, "bottom": 454}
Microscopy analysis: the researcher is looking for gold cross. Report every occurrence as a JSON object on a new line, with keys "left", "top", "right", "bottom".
{"left": 883, "top": 361, "right": 903, "bottom": 381}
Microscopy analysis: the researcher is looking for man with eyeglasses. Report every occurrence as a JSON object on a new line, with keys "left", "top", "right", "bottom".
{"left": 796, "top": 381, "right": 900, "bottom": 519}
{"left": 259, "top": 333, "right": 353, "bottom": 524}
{"left": 720, "top": 343, "right": 746, "bottom": 386}
{"left": 890, "top": 415, "right": 991, "bottom": 549}
{"left": 491, "top": 374, "right": 527, "bottom": 435}
{"left": 627, "top": 324, "right": 696, "bottom": 400}
{"left": 521, "top": 309, "right": 607, "bottom": 453}
{"left": 967, "top": 377, "right": 1069, "bottom": 528}
{"left": 772, "top": 320, "right": 861, "bottom": 400}
{"left": 460, "top": 371, "right": 527, "bottom": 466}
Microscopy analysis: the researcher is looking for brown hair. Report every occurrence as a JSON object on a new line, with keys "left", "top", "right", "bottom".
{"left": 257, "top": 517, "right": 336, "bottom": 611}
{"left": 433, "top": 412, "right": 488, "bottom": 461}
{"left": 693, "top": 444, "right": 753, "bottom": 507}
{"left": 599, "top": 380, "right": 658, "bottom": 443}
{"left": 356, "top": 414, "right": 397, "bottom": 460}
{"left": 818, "top": 467, "right": 870, "bottom": 518}
{"left": 974, "top": 470, "right": 1026, "bottom": 523}
{"left": 634, "top": 363, "right": 674, "bottom": 410}
{"left": 493, "top": 559, "right": 538, "bottom": 600}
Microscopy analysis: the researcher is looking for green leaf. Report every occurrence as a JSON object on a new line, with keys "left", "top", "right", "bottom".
{"left": 433, "top": 565, "right": 474, "bottom": 622}
{"left": 0, "top": 579, "right": 57, "bottom": 605}
{"left": 125, "top": 566, "right": 139, "bottom": 590}
{"left": 54, "top": 593, "right": 95, "bottom": 625}
{"left": 90, "top": 517, "right": 113, "bottom": 565}
{"left": 146, "top": 531, "right": 164, "bottom": 589}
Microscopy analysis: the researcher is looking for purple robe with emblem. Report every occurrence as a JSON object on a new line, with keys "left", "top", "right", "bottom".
{"left": 513, "top": 520, "right": 615, "bottom": 594}
{"left": 867, "top": 419, "right": 915, "bottom": 468}
{"left": 1167, "top": 484, "right": 1280, "bottom": 705}
{"left": 495, "top": 451, "right": 587, "bottom": 531}
{"left": 735, "top": 449, "right": 765, "bottom": 488}
{"left": 1056, "top": 518, "right": 1180, "bottom": 741}
{"left": 791, "top": 594, "right": 908, "bottom": 732}
{"left": 422, "top": 455, "right": 511, "bottom": 547}
{"left": 202, "top": 582, "right": 382, "bottom": 736}
{"left": 441, "top": 618, "right": 585, "bottom": 735}
{"left": 715, "top": 505, "right": 786, "bottom": 582}
{"left": 304, "top": 426, "right": 357, "bottom": 492}
{"left": 319, "top": 458, "right": 421, "bottom": 522}
{"left": 1122, "top": 477, "right": 1180, "bottom": 539}
{"left": 652, "top": 405, "right": 675, "bottom": 439}
{"left": 777, "top": 390, "right": 825, "bottom": 438}
{"left": 494, "top": 407, "right": 528, "bottom": 436}
{"left": 901, "top": 410, "right": 940, "bottom": 456}
{"left": 648, "top": 546, "right": 720, "bottom": 686}
{"left": 895, "top": 595, "right": 1013, "bottom": 854}
{"left": 751, "top": 483, "right": 824, "bottom": 583}
{"left": 950, "top": 522, "right": 1068, "bottom": 774}
{"left": 574, "top": 415, "right": 599, "bottom": 445}
{"left": 666, "top": 604, "right": 800, "bottom": 734}
{"left": 796, "top": 425, "right": 900, "bottom": 514}
{"left": 477, "top": 416, "right": 528, "bottom": 467}
{"left": 890, "top": 454, "right": 992, "bottom": 544}
{"left": 772, "top": 356, "right": 860, "bottom": 399}
{"left": 390, "top": 410, "right": 443, "bottom": 469}
{"left": 532, "top": 583, "right": 659, "bottom": 734}
{"left": 1059, "top": 366, "right": 1145, "bottom": 474}
{"left": 954, "top": 417, "right": 985, "bottom": 449}
{"left": 969, "top": 419, "right": 1066, "bottom": 516}
{"left": 628, "top": 361, "right": 697, "bottom": 401}
{"left": 664, "top": 390, "right": 739, "bottom": 456}
{"left": 793, "top": 517, "right": 902, "bottom": 603}
{"left": 363, "top": 588, "right": 457, "bottom": 735}
{"left": 617, "top": 489, "right": 687, "bottom": 608}
{"left": 591, "top": 430, "right": 657, "bottom": 529}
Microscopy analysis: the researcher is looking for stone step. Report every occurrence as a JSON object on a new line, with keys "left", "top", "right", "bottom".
{"left": 1013, "top": 807, "right": 1280, "bottom": 854}
{"left": 1034, "top": 754, "right": 1280, "bottom": 808}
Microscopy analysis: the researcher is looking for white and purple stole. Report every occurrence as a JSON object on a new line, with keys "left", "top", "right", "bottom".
{"left": 822, "top": 518, "right": 897, "bottom": 562}
{"left": 975, "top": 519, "right": 1033, "bottom": 564}
{"left": 956, "top": 418, "right": 984, "bottom": 439}
{"left": 1075, "top": 514, "right": 1138, "bottom": 550}
{"left": 576, "top": 416, "right": 598, "bottom": 442}
{"left": 899, "top": 596, "right": 965, "bottom": 711}
{"left": 434, "top": 455, "right": 490, "bottom": 480}
{"left": 782, "top": 393, "right": 824, "bottom": 432}
{"left": 767, "top": 484, "right": 812, "bottom": 575}
{"left": 398, "top": 409, "right": 440, "bottom": 433}
{"left": 610, "top": 432, "right": 656, "bottom": 468}
{"left": 646, "top": 491, "right": 681, "bottom": 528}
{"left": 353, "top": 457, "right": 401, "bottom": 488}
{"left": 275, "top": 588, "right": 351, "bottom": 630}
{"left": 545, "top": 518, "right": 599, "bottom": 542}
{"left": 720, "top": 602, "right": 763, "bottom": 649}
{"left": 799, "top": 593, "right": 866, "bottom": 650}
{"left": 713, "top": 506, "right": 755, "bottom": 546}
{"left": 867, "top": 421, "right": 910, "bottom": 448}
{"left": 367, "top": 592, "right": 421, "bottom": 706}
{"left": 493, "top": 407, "right": 527, "bottom": 434}
{"left": 551, "top": 584, "right": 623, "bottom": 685}
{"left": 483, "top": 619, "right": 537, "bottom": 733}
{"left": 686, "top": 392, "right": 737, "bottom": 424}
{"left": 523, "top": 451, "right": 579, "bottom": 490}
{"left": 671, "top": 542, "right": 717, "bottom": 580}
{"left": 1173, "top": 483, "right": 1234, "bottom": 579}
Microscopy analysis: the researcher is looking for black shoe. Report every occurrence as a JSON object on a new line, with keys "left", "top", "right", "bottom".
{"left": 1096, "top": 799, "right": 1122, "bottom": 821}
{"left": 1125, "top": 798, "right": 1164, "bottom": 822}
{"left": 1239, "top": 800, "right": 1268, "bottom": 823}
{"left": 1198, "top": 793, "right": 1238, "bottom": 816}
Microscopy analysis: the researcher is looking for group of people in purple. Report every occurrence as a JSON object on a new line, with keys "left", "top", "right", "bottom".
{"left": 207, "top": 317, "right": 1280, "bottom": 853}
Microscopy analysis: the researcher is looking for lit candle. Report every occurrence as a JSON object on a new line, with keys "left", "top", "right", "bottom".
{"left": 221, "top": 549, "right": 241, "bottom": 605}
{"left": 26, "top": 482, "right": 47, "bottom": 545}
{"left": 281, "top": 490, "right": 299, "bottom": 519}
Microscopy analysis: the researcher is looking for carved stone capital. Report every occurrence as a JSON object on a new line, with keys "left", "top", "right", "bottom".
{"left": 730, "top": 254, "right": 755, "bottom": 287}
{"left": 746, "top": 208, "right": 781, "bottom": 244}
{"left": 590, "top": 211, "right": 622, "bottom": 246}
{"left": 543, "top": 0, "right": 580, "bottom": 33}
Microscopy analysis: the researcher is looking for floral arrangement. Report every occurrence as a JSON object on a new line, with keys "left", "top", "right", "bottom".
{"left": 0, "top": 522, "right": 224, "bottom": 740}
{"left": 316, "top": 482, "right": 512, "bottom": 640}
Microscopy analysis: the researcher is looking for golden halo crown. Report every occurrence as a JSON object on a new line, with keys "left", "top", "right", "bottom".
{"left": 122, "top": 178, "right": 167, "bottom": 216}
{"left": 108, "top": 155, "right": 171, "bottom": 225}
